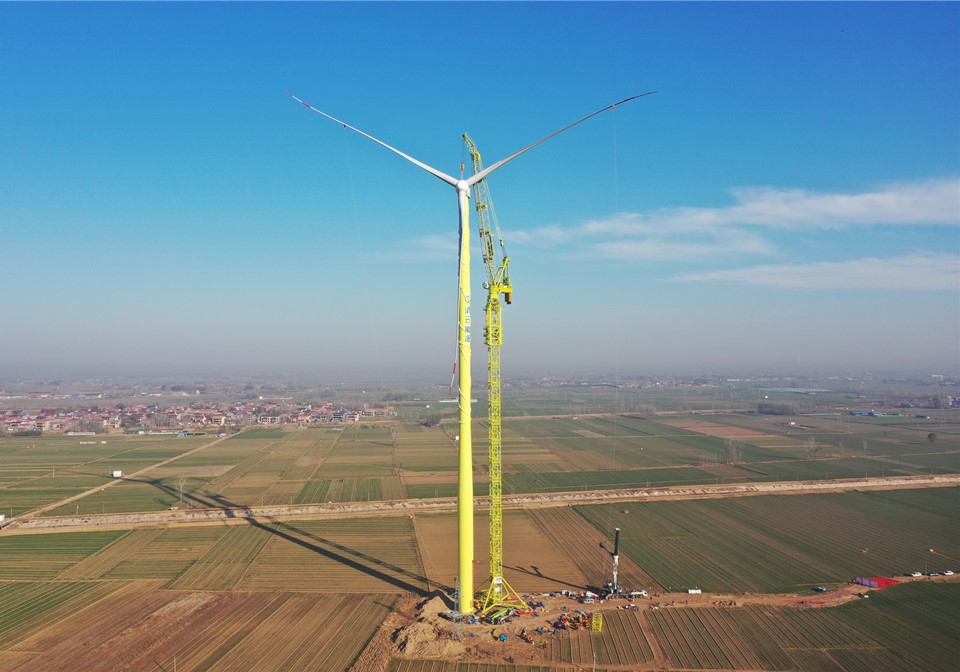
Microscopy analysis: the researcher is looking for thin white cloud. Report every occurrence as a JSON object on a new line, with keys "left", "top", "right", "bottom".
{"left": 668, "top": 253, "right": 960, "bottom": 290}
{"left": 719, "top": 178, "right": 959, "bottom": 229}
{"left": 586, "top": 178, "right": 959, "bottom": 233}
{"left": 506, "top": 177, "right": 959, "bottom": 261}
{"left": 384, "top": 178, "right": 958, "bottom": 267}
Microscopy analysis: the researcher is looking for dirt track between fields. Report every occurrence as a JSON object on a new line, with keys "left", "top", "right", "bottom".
{"left": 4, "top": 473, "right": 958, "bottom": 535}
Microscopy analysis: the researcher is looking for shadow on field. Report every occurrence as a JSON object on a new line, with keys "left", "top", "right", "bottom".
{"left": 251, "top": 515, "right": 436, "bottom": 596}
{"left": 506, "top": 564, "right": 586, "bottom": 591}
{"left": 75, "top": 472, "right": 440, "bottom": 596}
{"left": 66, "top": 469, "right": 228, "bottom": 511}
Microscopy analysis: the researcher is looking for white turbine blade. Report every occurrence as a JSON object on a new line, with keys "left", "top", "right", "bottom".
{"left": 466, "top": 92, "right": 656, "bottom": 186}
{"left": 288, "top": 92, "right": 459, "bottom": 188}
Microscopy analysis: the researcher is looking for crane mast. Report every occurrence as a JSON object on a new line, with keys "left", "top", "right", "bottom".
{"left": 464, "top": 133, "right": 523, "bottom": 614}
{"left": 600, "top": 527, "right": 628, "bottom": 598}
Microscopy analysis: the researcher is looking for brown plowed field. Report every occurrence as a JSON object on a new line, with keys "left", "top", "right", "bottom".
{"left": 528, "top": 506, "right": 662, "bottom": 592}
{"left": 413, "top": 510, "right": 588, "bottom": 594}
{"left": 6, "top": 582, "right": 392, "bottom": 672}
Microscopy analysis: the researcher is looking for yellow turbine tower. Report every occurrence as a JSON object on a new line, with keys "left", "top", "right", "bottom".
{"left": 463, "top": 133, "right": 525, "bottom": 613}
{"left": 289, "top": 92, "right": 654, "bottom": 614}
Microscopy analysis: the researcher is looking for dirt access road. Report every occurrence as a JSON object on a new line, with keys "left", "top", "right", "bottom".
{"left": 5, "top": 473, "right": 958, "bottom": 535}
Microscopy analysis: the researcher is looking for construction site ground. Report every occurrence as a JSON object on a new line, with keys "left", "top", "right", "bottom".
{"left": 361, "top": 575, "right": 959, "bottom": 671}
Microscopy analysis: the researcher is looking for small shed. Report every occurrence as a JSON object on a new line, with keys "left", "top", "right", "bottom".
{"left": 111, "top": 470, "right": 123, "bottom": 478}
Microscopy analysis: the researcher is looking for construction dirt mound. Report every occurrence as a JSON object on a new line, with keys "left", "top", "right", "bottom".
{"left": 392, "top": 594, "right": 465, "bottom": 659}
{"left": 418, "top": 594, "right": 450, "bottom": 621}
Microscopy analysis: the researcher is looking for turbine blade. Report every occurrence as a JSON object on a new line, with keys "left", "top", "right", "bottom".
{"left": 288, "top": 92, "right": 459, "bottom": 188}
{"left": 466, "top": 92, "right": 656, "bottom": 186}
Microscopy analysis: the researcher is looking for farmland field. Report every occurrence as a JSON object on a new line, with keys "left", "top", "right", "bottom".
{"left": 0, "top": 582, "right": 393, "bottom": 672}
{"left": 0, "top": 434, "right": 216, "bottom": 516}
{"left": 504, "top": 465, "right": 718, "bottom": 493}
{"left": 647, "top": 582, "right": 959, "bottom": 671}
{"left": 102, "top": 526, "right": 230, "bottom": 580}
{"left": 414, "top": 509, "right": 593, "bottom": 594}
{"left": 3, "top": 403, "right": 956, "bottom": 520}
{"left": 237, "top": 517, "right": 429, "bottom": 593}
{"left": 527, "top": 506, "right": 662, "bottom": 592}
{"left": 2, "top": 379, "right": 958, "bottom": 670}
{"left": 0, "top": 489, "right": 957, "bottom": 670}
{"left": 0, "top": 580, "right": 129, "bottom": 647}
{"left": 575, "top": 487, "right": 960, "bottom": 592}
{"left": 0, "top": 530, "right": 125, "bottom": 579}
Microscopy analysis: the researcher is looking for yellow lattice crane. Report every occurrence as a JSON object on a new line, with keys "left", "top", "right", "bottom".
{"left": 463, "top": 133, "right": 525, "bottom": 614}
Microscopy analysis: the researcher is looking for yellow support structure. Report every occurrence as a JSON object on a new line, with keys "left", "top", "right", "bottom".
{"left": 591, "top": 612, "right": 603, "bottom": 633}
{"left": 464, "top": 134, "right": 524, "bottom": 614}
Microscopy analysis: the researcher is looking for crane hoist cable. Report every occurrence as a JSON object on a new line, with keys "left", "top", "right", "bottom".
{"left": 463, "top": 133, "right": 523, "bottom": 614}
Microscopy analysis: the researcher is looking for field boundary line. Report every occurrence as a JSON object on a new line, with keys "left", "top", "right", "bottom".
{"left": 4, "top": 473, "right": 958, "bottom": 534}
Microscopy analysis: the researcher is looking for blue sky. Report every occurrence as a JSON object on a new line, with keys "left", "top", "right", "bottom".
{"left": 1, "top": 2, "right": 957, "bottom": 379}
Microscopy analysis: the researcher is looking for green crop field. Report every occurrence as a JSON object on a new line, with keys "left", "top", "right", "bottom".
{"left": 169, "top": 523, "right": 275, "bottom": 590}
{"left": 649, "top": 582, "right": 959, "bottom": 671}
{"left": 0, "top": 434, "right": 215, "bottom": 516}
{"left": 747, "top": 456, "right": 923, "bottom": 481}
{"left": 228, "top": 427, "right": 289, "bottom": 439}
{"left": 505, "top": 466, "right": 718, "bottom": 493}
{"left": 576, "top": 487, "right": 960, "bottom": 593}
{"left": 0, "top": 530, "right": 125, "bottom": 579}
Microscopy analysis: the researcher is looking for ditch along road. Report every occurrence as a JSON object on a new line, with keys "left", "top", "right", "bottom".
{"left": 5, "top": 472, "right": 959, "bottom": 534}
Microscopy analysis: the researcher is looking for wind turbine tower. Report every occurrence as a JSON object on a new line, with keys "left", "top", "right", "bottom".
{"left": 463, "top": 132, "right": 524, "bottom": 614}
{"left": 289, "top": 92, "right": 653, "bottom": 614}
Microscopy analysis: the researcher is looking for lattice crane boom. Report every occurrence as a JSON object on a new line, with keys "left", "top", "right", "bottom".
{"left": 463, "top": 133, "right": 523, "bottom": 614}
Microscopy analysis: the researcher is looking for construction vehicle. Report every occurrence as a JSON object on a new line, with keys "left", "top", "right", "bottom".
{"left": 554, "top": 610, "right": 594, "bottom": 631}
{"left": 600, "top": 527, "right": 626, "bottom": 598}
{"left": 463, "top": 133, "right": 525, "bottom": 615}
